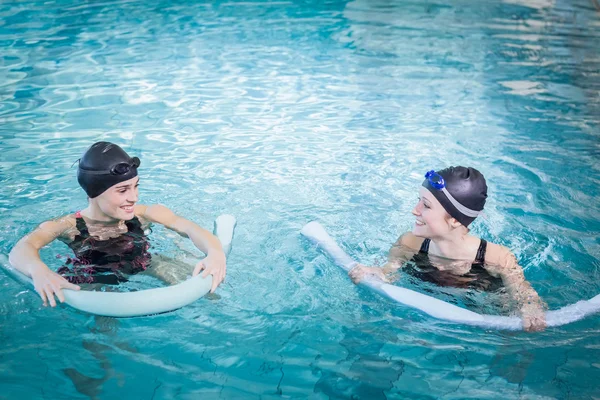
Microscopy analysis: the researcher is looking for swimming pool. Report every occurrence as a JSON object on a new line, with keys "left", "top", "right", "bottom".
{"left": 1, "top": 0, "right": 599, "bottom": 398}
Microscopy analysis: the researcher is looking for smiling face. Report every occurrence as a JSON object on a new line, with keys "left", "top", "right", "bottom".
{"left": 411, "top": 187, "right": 456, "bottom": 239}
{"left": 92, "top": 176, "right": 139, "bottom": 221}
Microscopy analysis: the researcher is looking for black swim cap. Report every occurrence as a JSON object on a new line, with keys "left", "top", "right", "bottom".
{"left": 422, "top": 166, "right": 487, "bottom": 227}
{"left": 77, "top": 142, "right": 140, "bottom": 198}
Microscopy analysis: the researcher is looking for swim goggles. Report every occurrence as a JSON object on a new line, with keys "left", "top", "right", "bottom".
{"left": 424, "top": 170, "right": 483, "bottom": 218}
{"left": 78, "top": 157, "right": 140, "bottom": 176}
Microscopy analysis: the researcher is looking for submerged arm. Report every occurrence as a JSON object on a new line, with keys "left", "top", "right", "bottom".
{"left": 487, "top": 248, "right": 547, "bottom": 331}
{"left": 139, "top": 204, "right": 226, "bottom": 292}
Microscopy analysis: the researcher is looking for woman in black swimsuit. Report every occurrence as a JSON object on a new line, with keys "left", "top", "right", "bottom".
{"left": 9, "top": 141, "right": 227, "bottom": 307}
{"left": 349, "top": 166, "right": 546, "bottom": 331}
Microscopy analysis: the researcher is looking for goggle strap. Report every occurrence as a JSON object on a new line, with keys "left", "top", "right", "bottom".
{"left": 78, "top": 168, "right": 111, "bottom": 175}
{"left": 440, "top": 187, "right": 483, "bottom": 218}
{"left": 78, "top": 159, "right": 138, "bottom": 176}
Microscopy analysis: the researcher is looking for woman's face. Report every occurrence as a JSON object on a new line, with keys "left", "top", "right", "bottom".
{"left": 94, "top": 176, "right": 139, "bottom": 221}
{"left": 412, "top": 187, "right": 453, "bottom": 238}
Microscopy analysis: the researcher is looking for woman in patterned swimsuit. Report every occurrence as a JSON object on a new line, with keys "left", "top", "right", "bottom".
{"left": 349, "top": 166, "right": 547, "bottom": 332}
{"left": 9, "top": 141, "right": 227, "bottom": 307}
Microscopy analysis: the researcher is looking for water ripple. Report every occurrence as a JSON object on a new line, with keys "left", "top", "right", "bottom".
{"left": 1, "top": 0, "right": 599, "bottom": 398}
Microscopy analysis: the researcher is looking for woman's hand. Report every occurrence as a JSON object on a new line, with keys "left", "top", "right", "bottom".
{"left": 520, "top": 303, "right": 547, "bottom": 332}
{"left": 348, "top": 264, "right": 391, "bottom": 284}
{"left": 193, "top": 251, "right": 227, "bottom": 293}
{"left": 30, "top": 266, "right": 80, "bottom": 307}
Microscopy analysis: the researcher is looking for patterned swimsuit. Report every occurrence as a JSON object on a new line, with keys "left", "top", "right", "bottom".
{"left": 57, "top": 212, "right": 152, "bottom": 285}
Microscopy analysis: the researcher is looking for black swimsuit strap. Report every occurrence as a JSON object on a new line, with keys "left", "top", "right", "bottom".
{"left": 418, "top": 238, "right": 487, "bottom": 264}
{"left": 474, "top": 239, "right": 487, "bottom": 264}
{"left": 124, "top": 216, "right": 143, "bottom": 233}
{"left": 419, "top": 238, "right": 431, "bottom": 254}
{"left": 75, "top": 216, "right": 89, "bottom": 236}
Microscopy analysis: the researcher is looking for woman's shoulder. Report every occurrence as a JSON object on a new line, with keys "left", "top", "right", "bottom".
{"left": 134, "top": 204, "right": 148, "bottom": 217}
{"left": 134, "top": 204, "right": 173, "bottom": 219}
{"left": 483, "top": 241, "right": 518, "bottom": 267}
{"left": 396, "top": 231, "right": 426, "bottom": 250}
{"left": 134, "top": 204, "right": 153, "bottom": 229}
{"left": 39, "top": 214, "right": 78, "bottom": 241}
{"left": 49, "top": 213, "right": 77, "bottom": 229}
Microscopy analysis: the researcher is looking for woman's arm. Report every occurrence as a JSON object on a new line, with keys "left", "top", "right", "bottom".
{"left": 383, "top": 233, "right": 421, "bottom": 272}
{"left": 137, "top": 204, "right": 226, "bottom": 293}
{"left": 8, "top": 216, "right": 81, "bottom": 307}
{"left": 349, "top": 232, "right": 419, "bottom": 283}
{"left": 486, "top": 245, "right": 547, "bottom": 332}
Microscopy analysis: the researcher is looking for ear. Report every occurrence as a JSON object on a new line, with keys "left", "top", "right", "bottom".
{"left": 448, "top": 217, "right": 463, "bottom": 229}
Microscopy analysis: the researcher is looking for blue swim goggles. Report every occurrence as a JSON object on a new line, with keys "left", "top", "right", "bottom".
{"left": 425, "top": 170, "right": 445, "bottom": 190}
{"left": 424, "top": 170, "right": 483, "bottom": 218}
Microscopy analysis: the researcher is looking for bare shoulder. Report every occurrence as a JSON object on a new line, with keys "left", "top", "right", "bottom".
{"left": 136, "top": 204, "right": 180, "bottom": 228}
{"left": 45, "top": 214, "right": 77, "bottom": 235}
{"left": 136, "top": 204, "right": 174, "bottom": 219}
{"left": 134, "top": 204, "right": 148, "bottom": 216}
{"left": 397, "top": 231, "right": 425, "bottom": 251}
{"left": 27, "top": 214, "right": 78, "bottom": 245}
{"left": 134, "top": 204, "right": 152, "bottom": 228}
{"left": 484, "top": 242, "right": 518, "bottom": 269}
{"left": 134, "top": 204, "right": 149, "bottom": 221}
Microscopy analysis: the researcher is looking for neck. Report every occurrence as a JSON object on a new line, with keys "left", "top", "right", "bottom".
{"left": 429, "top": 231, "right": 476, "bottom": 260}
{"left": 82, "top": 203, "right": 121, "bottom": 225}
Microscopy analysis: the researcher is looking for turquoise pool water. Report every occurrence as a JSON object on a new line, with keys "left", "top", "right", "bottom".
{"left": 1, "top": 0, "right": 599, "bottom": 398}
